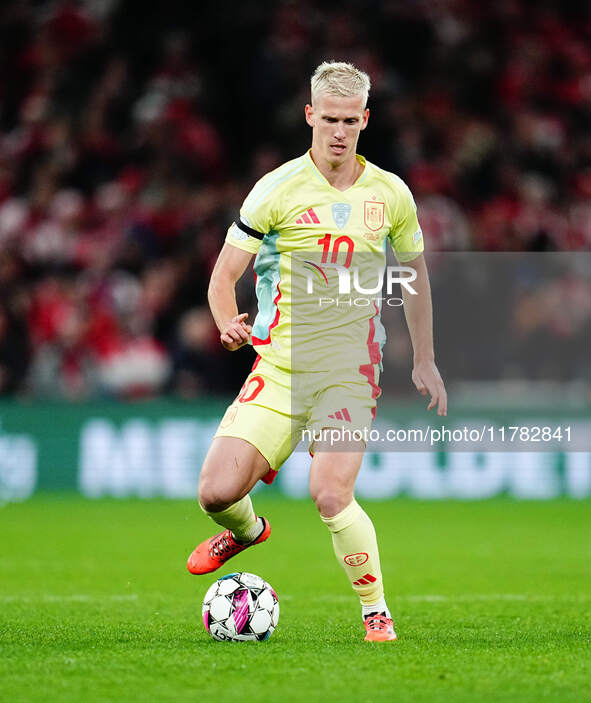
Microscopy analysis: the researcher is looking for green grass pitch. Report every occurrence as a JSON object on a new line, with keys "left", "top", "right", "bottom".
{"left": 1, "top": 496, "right": 590, "bottom": 703}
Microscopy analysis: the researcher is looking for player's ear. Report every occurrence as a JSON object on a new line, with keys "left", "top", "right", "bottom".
{"left": 360, "top": 108, "right": 370, "bottom": 131}
{"left": 305, "top": 104, "right": 315, "bottom": 128}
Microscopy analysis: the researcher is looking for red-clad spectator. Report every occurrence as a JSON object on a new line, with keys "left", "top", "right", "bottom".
{"left": 0, "top": 0, "right": 587, "bottom": 397}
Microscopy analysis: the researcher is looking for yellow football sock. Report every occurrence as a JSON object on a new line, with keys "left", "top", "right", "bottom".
{"left": 201, "top": 494, "right": 259, "bottom": 543}
{"left": 320, "top": 499, "right": 384, "bottom": 606}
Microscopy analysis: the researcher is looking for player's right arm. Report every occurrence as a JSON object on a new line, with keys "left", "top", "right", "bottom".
{"left": 208, "top": 243, "right": 254, "bottom": 351}
{"left": 212, "top": 162, "right": 285, "bottom": 350}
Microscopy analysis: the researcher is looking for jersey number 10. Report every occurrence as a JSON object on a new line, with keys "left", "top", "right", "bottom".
{"left": 317, "top": 234, "right": 355, "bottom": 268}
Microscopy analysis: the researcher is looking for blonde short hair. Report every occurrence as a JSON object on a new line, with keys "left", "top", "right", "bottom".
{"left": 311, "top": 61, "right": 371, "bottom": 106}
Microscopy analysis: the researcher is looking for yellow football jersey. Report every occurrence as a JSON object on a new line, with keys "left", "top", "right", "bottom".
{"left": 225, "top": 150, "right": 423, "bottom": 373}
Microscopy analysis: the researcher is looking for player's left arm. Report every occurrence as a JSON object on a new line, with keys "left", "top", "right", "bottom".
{"left": 401, "top": 253, "right": 447, "bottom": 416}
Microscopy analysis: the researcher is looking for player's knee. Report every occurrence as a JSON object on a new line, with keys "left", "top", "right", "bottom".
{"left": 311, "top": 488, "right": 351, "bottom": 519}
{"left": 198, "top": 478, "right": 237, "bottom": 513}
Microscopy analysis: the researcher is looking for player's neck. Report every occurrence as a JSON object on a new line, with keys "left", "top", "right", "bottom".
{"left": 310, "top": 148, "right": 363, "bottom": 191}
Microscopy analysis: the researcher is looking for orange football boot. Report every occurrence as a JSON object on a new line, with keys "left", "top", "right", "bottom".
{"left": 187, "top": 517, "right": 271, "bottom": 575}
{"left": 363, "top": 613, "right": 398, "bottom": 642}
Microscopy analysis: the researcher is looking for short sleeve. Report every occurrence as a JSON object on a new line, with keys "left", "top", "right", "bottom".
{"left": 225, "top": 219, "right": 263, "bottom": 254}
{"left": 388, "top": 178, "right": 424, "bottom": 263}
{"left": 225, "top": 175, "right": 279, "bottom": 254}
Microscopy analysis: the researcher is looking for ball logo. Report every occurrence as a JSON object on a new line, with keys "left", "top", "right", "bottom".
{"left": 344, "top": 552, "right": 368, "bottom": 567}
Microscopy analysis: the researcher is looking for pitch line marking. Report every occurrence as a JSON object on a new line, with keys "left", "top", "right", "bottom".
{"left": 4, "top": 593, "right": 588, "bottom": 604}
{"left": 0, "top": 594, "right": 139, "bottom": 603}
{"left": 279, "top": 593, "right": 591, "bottom": 603}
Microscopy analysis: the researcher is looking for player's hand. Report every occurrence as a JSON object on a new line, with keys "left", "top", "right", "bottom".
{"left": 412, "top": 359, "right": 447, "bottom": 416}
{"left": 220, "top": 313, "right": 252, "bottom": 351}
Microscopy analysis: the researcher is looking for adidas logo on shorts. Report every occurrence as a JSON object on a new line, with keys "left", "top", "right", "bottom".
{"left": 328, "top": 408, "right": 351, "bottom": 422}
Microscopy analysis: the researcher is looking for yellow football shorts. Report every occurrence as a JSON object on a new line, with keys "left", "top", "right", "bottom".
{"left": 214, "top": 356, "right": 380, "bottom": 483}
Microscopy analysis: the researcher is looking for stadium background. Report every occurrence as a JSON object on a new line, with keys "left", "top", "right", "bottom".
{"left": 0, "top": 0, "right": 590, "bottom": 499}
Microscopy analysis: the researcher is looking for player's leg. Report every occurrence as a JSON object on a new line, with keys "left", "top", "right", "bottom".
{"left": 309, "top": 441, "right": 385, "bottom": 608}
{"left": 188, "top": 359, "right": 297, "bottom": 575}
{"left": 309, "top": 439, "right": 396, "bottom": 641}
{"left": 199, "top": 435, "right": 271, "bottom": 535}
{"left": 187, "top": 436, "right": 272, "bottom": 575}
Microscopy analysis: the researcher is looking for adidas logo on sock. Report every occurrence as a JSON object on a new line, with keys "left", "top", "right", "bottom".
{"left": 353, "top": 573, "right": 377, "bottom": 586}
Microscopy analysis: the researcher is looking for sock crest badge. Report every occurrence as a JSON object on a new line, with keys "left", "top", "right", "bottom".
{"left": 344, "top": 552, "right": 369, "bottom": 567}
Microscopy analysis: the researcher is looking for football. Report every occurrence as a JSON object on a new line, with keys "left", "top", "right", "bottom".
{"left": 202, "top": 572, "right": 280, "bottom": 641}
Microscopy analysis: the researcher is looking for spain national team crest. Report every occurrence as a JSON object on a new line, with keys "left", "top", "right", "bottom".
{"left": 364, "top": 201, "right": 385, "bottom": 231}
{"left": 332, "top": 202, "right": 351, "bottom": 230}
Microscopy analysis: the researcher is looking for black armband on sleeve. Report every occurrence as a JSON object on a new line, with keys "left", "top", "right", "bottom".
{"left": 236, "top": 218, "right": 265, "bottom": 240}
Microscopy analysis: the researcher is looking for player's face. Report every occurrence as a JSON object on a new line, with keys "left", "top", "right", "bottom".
{"left": 305, "top": 93, "right": 369, "bottom": 166}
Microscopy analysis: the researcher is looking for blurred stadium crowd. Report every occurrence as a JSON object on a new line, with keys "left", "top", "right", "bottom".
{"left": 0, "top": 0, "right": 590, "bottom": 399}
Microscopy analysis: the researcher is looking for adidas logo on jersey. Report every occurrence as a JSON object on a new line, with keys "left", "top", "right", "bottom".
{"left": 328, "top": 408, "right": 351, "bottom": 422}
{"left": 295, "top": 208, "right": 320, "bottom": 224}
